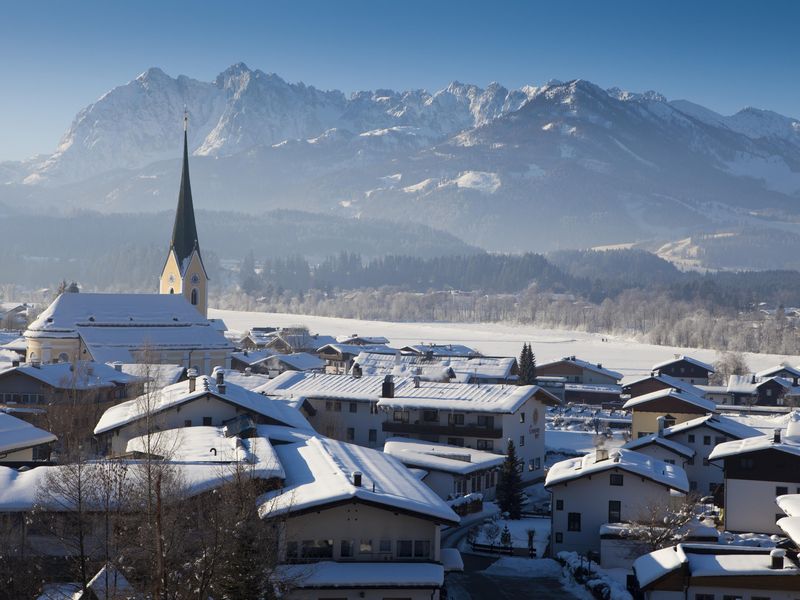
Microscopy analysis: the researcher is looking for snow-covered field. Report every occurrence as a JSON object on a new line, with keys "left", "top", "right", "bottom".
{"left": 211, "top": 308, "right": 793, "bottom": 380}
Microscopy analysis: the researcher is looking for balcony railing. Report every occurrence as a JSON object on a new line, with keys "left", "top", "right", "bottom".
{"left": 382, "top": 421, "right": 503, "bottom": 438}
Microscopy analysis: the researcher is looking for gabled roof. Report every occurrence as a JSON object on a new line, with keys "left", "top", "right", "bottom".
{"left": 83, "top": 562, "right": 140, "bottom": 600}
{"left": 622, "top": 388, "right": 716, "bottom": 413}
{"left": 538, "top": 356, "right": 623, "bottom": 381}
{"left": 728, "top": 374, "right": 796, "bottom": 394}
{"left": 709, "top": 434, "right": 800, "bottom": 461}
{"left": 383, "top": 437, "right": 505, "bottom": 475}
{"left": 0, "top": 361, "right": 142, "bottom": 390}
{"left": 401, "top": 344, "right": 479, "bottom": 357}
{"left": 777, "top": 493, "right": 800, "bottom": 517}
{"left": 257, "top": 435, "right": 459, "bottom": 525}
{"left": 258, "top": 371, "right": 559, "bottom": 413}
{"left": 111, "top": 363, "right": 185, "bottom": 388}
{"left": 267, "top": 352, "right": 325, "bottom": 371}
{"left": 623, "top": 374, "right": 706, "bottom": 398}
{"left": 0, "top": 412, "right": 56, "bottom": 454}
{"left": 661, "top": 414, "right": 761, "bottom": 440}
{"left": 317, "top": 343, "right": 395, "bottom": 357}
{"left": 230, "top": 349, "right": 277, "bottom": 366}
{"left": 267, "top": 332, "right": 336, "bottom": 352}
{"left": 354, "top": 351, "right": 517, "bottom": 381}
{"left": 335, "top": 334, "right": 390, "bottom": 345}
{"left": 622, "top": 434, "right": 695, "bottom": 459}
{"left": 545, "top": 448, "right": 689, "bottom": 493}
{"left": 652, "top": 355, "right": 715, "bottom": 374}
{"left": 757, "top": 364, "right": 800, "bottom": 380}
{"left": 94, "top": 373, "right": 312, "bottom": 434}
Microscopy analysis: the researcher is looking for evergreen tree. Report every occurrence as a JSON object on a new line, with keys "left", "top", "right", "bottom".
{"left": 496, "top": 440, "right": 524, "bottom": 519}
{"left": 518, "top": 343, "right": 537, "bottom": 385}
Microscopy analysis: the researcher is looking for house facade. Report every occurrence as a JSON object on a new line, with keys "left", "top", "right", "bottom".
{"left": 536, "top": 356, "right": 622, "bottom": 386}
{"left": 623, "top": 388, "right": 717, "bottom": 439}
{"left": 652, "top": 355, "right": 715, "bottom": 385}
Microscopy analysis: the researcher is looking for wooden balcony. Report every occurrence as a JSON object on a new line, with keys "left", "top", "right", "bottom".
{"left": 382, "top": 421, "right": 503, "bottom": 439}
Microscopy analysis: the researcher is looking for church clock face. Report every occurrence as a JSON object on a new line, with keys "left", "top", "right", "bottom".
{"left": 191, "top": 274, "right": 200, "bottom": 284}
{"left": 168, "top": 274, "right": 175, "bottom": 284}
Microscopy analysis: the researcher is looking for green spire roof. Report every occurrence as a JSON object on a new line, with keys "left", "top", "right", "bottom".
{"left": 170, "top": 124, "right": 200, "bottom": 271}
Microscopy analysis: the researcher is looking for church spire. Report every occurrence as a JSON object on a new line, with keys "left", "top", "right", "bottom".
{"left": 170, "top": 108, "right": 200, "bottom": 271}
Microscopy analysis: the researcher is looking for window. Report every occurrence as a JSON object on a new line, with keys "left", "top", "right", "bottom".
{"left": 722, "top": 595, "right": 743, "bottom": 600}
{"left": 360, "top": 539, "right": 373, "bottom": 554}
{"left": 334, "top": 401, "right": 342, "bottom": 412}
{"left": 349, "top": 402, "right": 358, "bottom": 413}
{"left": 369, "top": 403, "right": 379, "bottom": 415}
{"left": 448, "top": 413, "right": 464, "bottom": 426}
{"left": 555, "top": 499, "right": 564, "bottom": 511}
{"left": 346, "top": 428, "right": 355, "bottom": 442}
{"left": 688, "top": 434, "right": 696, "bottom": 443}
{"left": 422, "top": 410, "right": 438, "bottom": 422}
{"left": 393, "top": 410, "right": 409, "bottom": 423}
{"left": 168, "top": 288, "right": 174, "bottom": 294}
{"left": 555, "top": 532, "right": 563, "bottom": 543}
{"left": 519, "top": 435, "right": 525, "bottom": 447}
{"left": 610, "top": 473, "right": 624, "bottom": 486}
{"left": 340, "top": 539, "right": 354, "bottom": 558}
{"left": 567, "top": 512, "right": 581, "bottom": 532}
{"left": 520, "top": 412, "right": 526, "bottom": 423}
{"left": 301, "top": 539, "right": 333, "bottom": 559}
{"left": 477, "top": 439, "right": 493, "bottom": 451}
{"left": 608, "top": 500, "right": 621, "bottom": 523}
{"left": 368, "top": 429, "right": 377, "bottom": 443}
{"left": 397, "top": 540, "right": 413, "bottom": 557}
{"left": 286, "top": 541, "right": 299, "bottom": 558}
{"left": 751, "top": 597, "right": 770, "bottom": 600}
{"left": 485, "top": 471, "right": 492, "bottom": 488}
{"left": 447, "top": 437, "right": 464, "bottom": 447}
{"left": 703, "top": 435, "right": 711, "bottom": 446}
{"left": 777, "top": 486, "right": 789, "bottom": 496}
{"left": 379, "top": 539, "right": 392, "bottom": 553}
{"left": 664, "top": 459, "right": 675, "bottom": 465}
{"left": 413, "top": 540, "right": 431, "bottom": 558}
{"left": 535, "top": 457, "right": 541, "bottom": 470}
{"left": 740, "top": 457, "right": 755, "bottom": 469}
{"left": 325, "top": 400, "right": 333, "bottom": 411}
{"left": 477, "top": 415, "right": 495, "bottom": 428}
{"left": 202, "top": 416, "right": 212, "bottom": 426}
{"left": 690, "top": 481, "right": 698, "bottom": 491}
{"left": 184, "top": 419, "right": 192, "bottom": 427}
{"left": 694, "top": 595, "right": 714, "bottom": 600}
{"left": 191, "top": 288, "right": 198, "bottom": 305}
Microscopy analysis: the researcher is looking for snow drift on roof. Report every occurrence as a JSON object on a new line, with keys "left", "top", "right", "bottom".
{"left": 622, "top": 388, "right": 716, "bottom": 413}
{"left": 623, "top": 434, "right": 695, "bottom": 459}
{"left": 652, "top": 355, "right": 714, "bottom": 373}
{"left": 0, "top": 361, "right": 142, "bottom": 390}
{"left": 383, "top": 437, "right": 505, "bottom": 474}
{"left": 268, "top": 352, "right": 325, "bottom": 371}
{"left": 662, "top": 414, "right": 761, "bottom": 440}
{"left": 0, "top": 412, "right": 56, "bottom": 454}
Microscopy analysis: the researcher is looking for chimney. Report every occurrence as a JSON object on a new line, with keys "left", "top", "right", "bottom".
{"left": 188, "top": 369, "right": 197, "bottom": 393}
{"left": 216, "top": 370, "right": 224, "bottom": 386}
{"left": 657, "top": 415, "right": 666, "bottom": 437}
{"left": 394, "top": 352, "right": 402, "bottom": 366}
{"left": 382, "top": 375, "right": 395, "bottom": 398}
{"left": 352, "top": 471, "right": 362, "bottom": 487}
{"left": 352, "top": 363, "right": 362, "bottom": 379}
{"left": 113, "top": 361, "right": 122, "bottom": 372}
{"left": 244, "top": 367, "right": 252, "bottom": 377}
{"left": 595, "top": 447, "right": 609, "bottom": 461}
{"left": 770, "top": 548, "right": 785, "bottom": 569}
{"left": 11, "top": 360, "right": 19, "bottom": 368}
{"left": 752, "top": 374, "right": 756, "bottom": 384}
{"left": 413, "top": 375, "right": 420, "bottom": 388}
{"left": 774, "top": 429, "right": 782, "bottom": 444}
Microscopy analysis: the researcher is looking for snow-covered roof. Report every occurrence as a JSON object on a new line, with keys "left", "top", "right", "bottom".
{"left": 0, "top": 361, "right": 142, "bottom": 390}
{"left": 564, "top": 383, "right": 621, "bottom": 394}
{"left": 623, "top": 374, "right": 706, "bottom": 397}
{"left": 230, "top": 349, "right": 276, "bottom": 366}
{"left": 257, "top": 435, "right": 459, "bottom": 525}
{"left": 318, "top": 343, "right": 396, "bottom": 357}
{"left": 777, "top": 493, "right": 800, "bottom": 517}
{"left": 623, "top": 433, "right": 695, "bottom": 459}
{"left": 258, "top": 371, "right": 558, "bottom": 413}
{"left": 383, "top": 437, "right": 505, "bottom": 475}
{"left": 539, "top": 356, "right": 623, "bottom": 381}
{"left": 216, "top": 368, "right": 271, "bottom": 391}
{"left": 84, "top": 563, "right": 139, "bottom": 600}
{"left": 661, "top": 413, "right": 761, "bottom": 440}
{"left": 634, "top": 543, "right": 800, "bottom": 589}
{"left": 94, "top": 374, "right": 312, "bottom": 434}
{"left": 622, "top": 388, "right": 716, "bottom": 413}
{"left": 652, "top": 355, "right": 715, "bottom": 373}
{"left": 545, "top": 448, "right": 689, "bottom": 492}
{"left": 0, "top": 412, "right": 56, "bottom": 453}
{"left": 355, "top": 351, "right": 517, "bottom": 381}
{"left": 777, "top": 516, "right": 800, "bottom": 546}
{"left": 111, "top": 363, "right": 184, "bottom": 388}
{"left": 335, "top": 334, "right": 390, "bottom": 345}
{"left": 727, "top": 374, "right": 759, "bottom": 394}
{"left": 267, "top": 352, "right": 325, "bottom": 371}
{"left": 757, "top": 364, "right": 800, "bottom": 380}
{"left": 401, "top": 344, "right": 479, "bottom": 357}
{"left": 273, "top": 561, "right": 443, "bottom": 589}
{"left": 709, "top": 434, "right": 800, "bottom": 461}
{"left": 0, "top": 336, "right": 26, "bottom": 352}
{"left": 126, "top": 426, "right": 284, "bottom": 480}
{"left": 268, "top": 332, "right": 336, "bottom": 352}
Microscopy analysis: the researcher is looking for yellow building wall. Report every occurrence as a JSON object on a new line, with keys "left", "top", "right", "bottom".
{"left": 631, "top": 410, "right": 703, "bottom": 439}
{"left": 159, "top": 249, "right": 208, "bottom": 317}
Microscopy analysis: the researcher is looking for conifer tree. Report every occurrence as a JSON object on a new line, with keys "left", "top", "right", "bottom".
{"left": 518, "top": 343, "right": 537, "bottom": 385}
{"left": 496, "top": 440, "right": 524, "bottom": 519}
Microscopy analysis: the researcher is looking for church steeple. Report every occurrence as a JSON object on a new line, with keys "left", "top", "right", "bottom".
{"left": 170, "top": 110, "right": 200, "bottom": 270}
{"left": 160, "top": 111, "right": 209, "bottom": 317}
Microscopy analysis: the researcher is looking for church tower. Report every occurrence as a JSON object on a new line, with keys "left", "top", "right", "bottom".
{"left": 159, "top": 112, "right": 209, "bottom": 317}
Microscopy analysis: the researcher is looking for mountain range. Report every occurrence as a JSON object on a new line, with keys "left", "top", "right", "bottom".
{"left": 3, "top": 63, "right": 800, "bottom": 255}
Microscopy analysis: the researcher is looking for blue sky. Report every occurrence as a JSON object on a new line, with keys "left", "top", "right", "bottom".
{"left": 1, "top": 0, "right": 798, "bottom": 161}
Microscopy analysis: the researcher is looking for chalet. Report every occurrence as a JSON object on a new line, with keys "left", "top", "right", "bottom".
{"left": 623, "top": 388, "right": 717, "bottom": 439}
{"left": 0, "top": 412, "right": 56, "bottom": 464}
{"left": 264, "top": 328, "right": 336, "bottom": 354}
{"left": 545, "top": 448, "right": 689, "bottom": 557}
{"left": 652, "top": 355, "right": 715, "bottom": 385}
{"left": 317, "top": 343, "right": 394, "bottom": 375}
{"left": 23, "top": 293, "right": 233, "bottom": 373}
{"left": 353, "top": 351, "right": 518, "bottom": 384}
{"left": 264, "top": 352, "right": 325, "bottom": 376}
{"left": 727, "top": 374, "right": 800, "bottom": 406}
{"left": 383, "top": 437, "right": 505, "bottom": 501}
{"left": 563, "top": 383, "right": 621, "bottom": 406}
{"left": 624, "top": 413, "right": 761, "bottom": 498}
{"left": 536, "top": 356, "right": 622, "bottom": 386}
{"left": 258, "top": 371, "right": 559, "bottom": 481}
{"left": 239, "top": 326, "right": 279, "bottom": 349}
{"left": 0, "top": 302, "right": 33, "bottom": 329}
{"left": 710, "top": 415, "right": 800, "bottom": 534}
{"left": 335, "top": 334, "right": 390, "bottom": 346}
{"left": 757, "top": 364, "right": 800, "bottom": 384}
{"left": 258, "top": 434, "right": 461, "bottom": 600}
{"left": 622, "top": 374, "right": 706, "bottom": 400}
{"left": 400, "top": 344, "right": 480, "bottom": 358}
{"left": 0, "top": 335, "right": 27, "bottom": 359}
{"left": 230, "top": 348, "right": 276, "bottom": 374}
{"left": 94, "top": 369, "right": 312, "bottom": 455}
{"left": 633, "top": 543, "right": 800, "bottom": 600}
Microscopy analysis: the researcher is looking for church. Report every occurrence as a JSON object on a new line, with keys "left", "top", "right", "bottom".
{"left": 23, "top": 116, "right": 233, "bottom": 374}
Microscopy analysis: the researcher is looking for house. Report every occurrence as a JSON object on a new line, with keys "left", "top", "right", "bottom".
{"left": 258, "top": 434, "right": 460, "bottom": 600}
{"left": 652, "top": 355, "right": 715, "bottom": 385}
{"left": 727, "top": 374, "right": 800, "bottom": 406}
{"left": 353, "top": 351, "right": 518, "bottom": 384}
{"left": 757, "top": 364, "right": 800, "bottom": 385}
{"left": 536, "top": 356, "right": 622, "bottom": 386}
{"left": 633, "top": 543, "right": 800, "bottom": 599}
{"left": 264, "top": 328, "right": 336, "bottom": 354}
{"left": 622, "top": 374, "right": 706, "bottom": 400}
{"left": 335, "top": 334, "right": 390, "bottom": 346}
{"left": 23, "top": 293, "right": 233, "bottom": 373}
{"left": 257, "top": 371, "right": 559, "bottom": 481}
{"left": 239, "top": 326, "right": 279, "bottom": 350}
{"left": 545, "top": 448, "right": 689, "bottom": 557}
{"left": 264, "top": 352, "right": 325, "bottom": 376}
{"left": 0, "top": 412, "right": 56, "bottom": 464}
{"left": 317, "top": 343, "right": 395, "bottom": 375}
{"left": 230, "top": 348, "right": 276, "bottom": 374}
{"left": 94, "top": 369, "right": 312, "bottom": 455}
{"left": 0, "top": 335, "right": 27, "bottom": 360}
{"left": 563, "top": 383, "right": 622, "bottom": 406}
{"left": 0, "top": 302, "right": 33, "bottom": 330}
{"left": 623, "top": 388, "right": 717, "bottom": 439}
{"left": 710, "top": 414, "right": 800, "bottom": 534}
{"left": 624, "top": 413, "right": 761, "bottom": 498}
{"left": 400, "top": 344, "right": 480, "bottom": 358}
{"left": 37, "top": 562, "right": 143, "bottom": 600}
{"left": 383, "top": 437, "right": 505, "bottom": 501}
